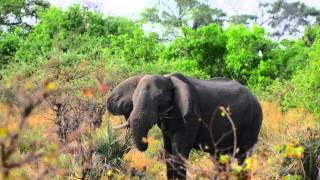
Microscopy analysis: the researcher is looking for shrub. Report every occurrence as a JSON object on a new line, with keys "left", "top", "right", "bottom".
{"left": 161, "top": 24, "right": 226, "bottom": 77}
{"left": 0, "top": 28, "right": 24, "bottom": 69}
{"left": 285, "top": 58, "right": 320, "bottom": 114}
{"left": 105, "top": 30, "right": 160, "bottom": 64}
{"left": 279, "top": 35, "right": 320, "bottom": 114}
{"left": 52, "top": 97, "right": 106, "bottom": 142}
{"left": 225, "top": 24, "right": 275, "bottom": 85}
{"left": 90, "top": 122, "right": 131, "bottom": 178}
{"left": 166, "top": 59, "right": 210, "bottom": 79}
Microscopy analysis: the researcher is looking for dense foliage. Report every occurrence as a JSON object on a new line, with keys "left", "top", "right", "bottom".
{"left": 0, "top": 0, "right": 50, "bottom": 31}
{"left": 0, "top": 5, "right": 319, "bottom": 115}
{"left": 0, "top": 1, "right": 320, "bottom": 179}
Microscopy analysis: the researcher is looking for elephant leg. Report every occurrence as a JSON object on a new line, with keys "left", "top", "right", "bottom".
{"left": 236, "top": 125, "right": 260, "bottom": 164}
{"left": 163, "top": 135, "right": 176, "bottom": 179}
{"left": 170, "top": 132, "right": 193, "bottom": 180}
{"left": 163, "top": 134, "right": 186, "bottom": 180}
{"left": 169, "top": 152, "right": 189, "bottom": 180}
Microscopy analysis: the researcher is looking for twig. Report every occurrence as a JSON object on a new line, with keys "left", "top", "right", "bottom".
{"left": 218, "top": 106, "right": 237, "bottom": 157}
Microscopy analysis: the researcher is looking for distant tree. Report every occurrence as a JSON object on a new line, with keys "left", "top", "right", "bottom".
{"left": 303, "top": 25, "right": 320, "bottom": 47}
{"left": 141, "top": 0, "right": 226, "bottom": 38}
{"left": 228, "top": 14, "right": 257, "bottom": 25}
{"left": 262, "top": 0, "right": 320, "bottom": 39}
{"left": 0, "top": 0, "right": 50, "bottom": 31}
{"left": 226, "top": 0, "right": 320, "bottom": 39}
{"left": 191, "top": 3, "right": 226, "bottom": 29}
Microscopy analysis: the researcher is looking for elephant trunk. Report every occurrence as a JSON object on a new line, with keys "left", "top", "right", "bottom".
{"left": 130, "top": 118, "right": 149, "bottom": 151}
{"left": 129, "top": 105, "right": 158, "bottom": 151}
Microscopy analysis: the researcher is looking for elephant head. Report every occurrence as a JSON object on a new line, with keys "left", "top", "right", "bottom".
{"left": 107, "top": 73, "right": 200, "bottom": 151}
{"left": 107, "top": 75, "right": 143, "bottom": 119}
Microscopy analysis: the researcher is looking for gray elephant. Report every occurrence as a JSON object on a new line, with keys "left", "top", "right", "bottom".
{"left": 107, "top": 73, "right": 263, "bottom": 180}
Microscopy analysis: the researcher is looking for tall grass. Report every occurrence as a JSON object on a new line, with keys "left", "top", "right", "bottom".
{"left": 1, "top": 77, "right": 319, "bottom": 179}
{"left": 94, "top": 121, "right": 131, "bottom": 171}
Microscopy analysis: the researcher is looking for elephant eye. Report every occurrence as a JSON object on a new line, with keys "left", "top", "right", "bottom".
{"left": 159, "top": 89, "right": 170, "bottom": 94}
{"left": 158, "top": 91, "right": 172, "bottom": 104}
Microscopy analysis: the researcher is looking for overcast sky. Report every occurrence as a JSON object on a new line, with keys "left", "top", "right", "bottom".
{"left": 48, "top": 0, "right": 320, "bottom": 19}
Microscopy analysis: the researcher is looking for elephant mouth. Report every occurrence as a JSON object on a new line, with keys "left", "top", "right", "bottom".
{"left": 129, "top": 116, "right": 155, "bottom": 152}
{"left": 132, "top": 130, "right": 149, "bottom": 151}
{"left": 113, "top": 120, "right": 149, "bottom": 151}
{"left": 139, "top": 141, "right": 148, "bottom": 151}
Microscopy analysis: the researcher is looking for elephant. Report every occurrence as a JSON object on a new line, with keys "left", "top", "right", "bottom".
{"left": 106, "top": 73, "right": 263, "bottom": 180}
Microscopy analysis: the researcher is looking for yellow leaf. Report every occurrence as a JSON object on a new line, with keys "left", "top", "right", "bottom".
{"left": 219, "top": 154, "right": 229, "bottom": 165}
{"left": 274, "top": 145, "right": 282, "bottom": 152}
{"left": 0, "top": 127, "right": 8, "bottom": 138}
{"left": 245, "top": 155, "right": 258, "bottom": 171}
{"left": 285, "top": 144, "right": 294, "bottom": 158}
{"left": 293, "top": 146, "right": 304, "bottom": 159}
{"left": 45, "top": 82, "right": 58, "bottom": 91}
{"left": 106, "top": 169, "right": 113, "bottom": 177}
{"left": 24, "top": 81, "right": 33, "bottom": 90}
{"left": 230, "top": 162, "right": 243, "bottom": 173}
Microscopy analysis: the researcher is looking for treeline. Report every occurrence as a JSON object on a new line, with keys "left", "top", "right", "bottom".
{"left": 0, "top": 4, "right": 319, "bottom": 114}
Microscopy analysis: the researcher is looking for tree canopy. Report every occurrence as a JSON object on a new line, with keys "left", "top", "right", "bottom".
{"left": 0, "top": 0, "right": 50, "bottom": 32}
{"left": 141, "top": 0, "right": 226, "bottom": 38}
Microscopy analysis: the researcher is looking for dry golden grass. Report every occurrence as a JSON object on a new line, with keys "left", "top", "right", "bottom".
{"left": 1, "top": 100, "right": 318, "bottom": 179}
{"left": 103, "top": 113, "right": 125, "bottom": 126}
{"left": 0, "top": 103, "right": 55, "bottom": 129}
{"left": 120, "top": 101, "right": 318, "bottom": 179}
{"left": 124, "top": 149, "right": 156, "bottom": 171}
{"left": 187, "top": 154, "right": 215, "bottom": 179}
{"left": 260, "top": 101, "right": 315, "bottom": 146}
{"left": 27, "top": 109, "right": 55, "bottom": 128}
{"left": 1, "top": 103, "right": 59, "bottom": 144}
{"left": 0, "top": 103, "right": 20, "bottom": 132}
{"left": 255, "top": 101, "right": 317, "bottom": 179}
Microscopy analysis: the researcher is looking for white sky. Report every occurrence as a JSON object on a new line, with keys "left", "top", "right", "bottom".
{"left": 49, "top": 0, "right": 149, "bottom": 18}
{"left": 48, "top": 0, "right": 320, "bottom": 19}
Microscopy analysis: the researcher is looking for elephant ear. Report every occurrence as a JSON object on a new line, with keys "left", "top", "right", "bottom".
{"left": 107, "top": 75, "right": 144, "bottom": 117}
{"left": 168, "top": 73, "right": 200, "bottom": 123}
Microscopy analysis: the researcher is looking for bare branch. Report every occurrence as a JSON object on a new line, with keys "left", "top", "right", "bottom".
{"left": 218, "top": 106, "right": 237, "bottom": 157}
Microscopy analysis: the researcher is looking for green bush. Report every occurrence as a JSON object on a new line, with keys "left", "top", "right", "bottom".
{"left": 225, "top": 24, "right": 275, "bottom": 85}
{"left": 1, "top": 4, "right": 320, "bottom": 116}
{"left": 166, "top": 59, "right": 210, "bottom": 79}
{"left": 105, "top": 30, "right": 160, "bottom": 64}
{"left": 0, "top": 28, "right": 24, "bottom": 69}
{"left": 14, "top": 7, "right": 63, "bottom": 63}
{"left": 285, "top": 58, "right": 320, "bottom": 114}
{"left": 161, "top": 24, "right": 226, "bottom": 77}
{"left": 94, "top": 123, "right": 131, "bottom": 170}
{"left": 272, "top": 39, "right": 309, "bottom": 80}
{"left": 12, "top": 5, "right": 140, "bottom": 65}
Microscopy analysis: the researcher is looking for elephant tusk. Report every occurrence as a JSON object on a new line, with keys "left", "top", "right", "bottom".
{"left": 113, "top": 121, "right": 129, "bottom": 130}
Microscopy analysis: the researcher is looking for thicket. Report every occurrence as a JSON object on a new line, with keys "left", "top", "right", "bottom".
{"left": 0, "top": 5, "right": 319, "bottom": 115}
{"left": 0, "top": 3, "right": 320, "bottom": 179}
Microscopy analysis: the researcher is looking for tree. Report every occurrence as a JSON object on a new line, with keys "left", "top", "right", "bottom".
{"left": 262, "top": 0, "right": 320, "bottom": 39}
{"left": 225, "top": 0, "right": 320, "bottom": 39}
{"left": 0, "top": 28, "right": 23, "bottom": 69}
{"left": 160, "top": 24, "right": 227, "bottom": 77}
{"left": 0, "top": 0, "right": 50, "bottom": 31}
{"left": 141, "top": 0, "right": 226, "bottom": 38}
{"left": 192, "top": 3, "right": 226, "bottom": 29}
{"left": 228, "top": 14, "right": 257, "bottom": 26}
{"left": 225, "top": 24, "right": 276, "bottom": 85}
